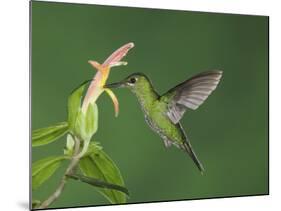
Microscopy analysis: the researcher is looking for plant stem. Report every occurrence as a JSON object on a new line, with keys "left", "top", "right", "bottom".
{"left": 38, "top": 137, "right": 81, "bottom": 209}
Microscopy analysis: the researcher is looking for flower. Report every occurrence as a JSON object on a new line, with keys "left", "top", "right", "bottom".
{"left": 81, "top": 42, "right": 134, "bottom": 116}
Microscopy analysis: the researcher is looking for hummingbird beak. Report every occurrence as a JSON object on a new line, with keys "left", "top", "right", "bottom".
{"left": 104, "top": 81, "right": 126, "bottom": 88}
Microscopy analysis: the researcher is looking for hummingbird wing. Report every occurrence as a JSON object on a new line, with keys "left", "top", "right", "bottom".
{"left": 161, "top": 70, "right": 223, "bottom": 124}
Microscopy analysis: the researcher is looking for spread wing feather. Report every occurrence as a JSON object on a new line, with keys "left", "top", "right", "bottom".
{"left": 162, "top": 70, "right": 223, "bottom": 124}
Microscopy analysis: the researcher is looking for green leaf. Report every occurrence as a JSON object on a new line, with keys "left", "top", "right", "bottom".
{"left": 68, "top": 81, "right": 88, "bottom": 131}
{"left": 79, "top": 143, "right": 127, "bottom": 204}
{"left": 67, "top": 173, "right": 129, "bottom": 196}
{"left": 32, "top": 156, "right": 67, "bottom": 190}
{"left": 32, "top": 122, "right": 68, "bottom": 147}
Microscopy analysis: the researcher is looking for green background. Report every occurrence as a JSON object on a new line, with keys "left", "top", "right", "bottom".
{"left": 31, "top": 1, "right": 268, "bottom": 209}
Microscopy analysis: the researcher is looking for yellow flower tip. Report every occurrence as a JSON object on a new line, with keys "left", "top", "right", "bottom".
{"left": 104, "top": 88, "right": 119, "bottom": 117}
{"left": 115, "top": 109, "right": 119, "bottom": 118}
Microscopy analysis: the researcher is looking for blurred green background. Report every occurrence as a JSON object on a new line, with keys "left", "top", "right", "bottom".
{"left": 31, "top": 1, "right": 268, "bottom": 209}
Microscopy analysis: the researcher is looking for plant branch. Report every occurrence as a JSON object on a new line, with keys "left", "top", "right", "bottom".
{"left": 38, "top": 136, "right": 81, "bottom": 209}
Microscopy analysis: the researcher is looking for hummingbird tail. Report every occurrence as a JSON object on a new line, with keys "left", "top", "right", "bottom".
{"left": 182, "top": 141, "right": 205, "bottom": 174}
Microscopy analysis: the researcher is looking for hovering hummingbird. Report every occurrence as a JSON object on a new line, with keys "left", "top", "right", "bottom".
{"left": 105, "top": 70, "right": 223, "bottom": 174}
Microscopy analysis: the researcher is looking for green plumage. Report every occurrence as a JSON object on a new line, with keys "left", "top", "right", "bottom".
{"left": 132, "top": 76, "right": 184, "bottom": 144}
{"left": 105, "top": 71, "right": 223, "bottom": 174}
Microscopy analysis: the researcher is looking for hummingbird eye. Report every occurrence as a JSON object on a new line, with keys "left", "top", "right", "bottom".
{"left": 129, "top": 77, "right": 137, "bottom": 84}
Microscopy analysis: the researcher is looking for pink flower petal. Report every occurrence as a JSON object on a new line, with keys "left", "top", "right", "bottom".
{"left": 81, "top": 70, "right": 103, "bottom": 113}
{"left": 81, "top": 43, "right": 134, "bottom": 115}
{"left": 102, "top": 42, "right": 134, "bottom": 67}
{"left": 88, "top": 60, "right": 101, "bottom": 71}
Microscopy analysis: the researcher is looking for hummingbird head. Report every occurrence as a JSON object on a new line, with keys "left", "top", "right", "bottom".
{"left": 105, "top": 72, "right": 159, "bottom": 108}
{"left": 104, "top": 72, "right": 151, "bottom": 92}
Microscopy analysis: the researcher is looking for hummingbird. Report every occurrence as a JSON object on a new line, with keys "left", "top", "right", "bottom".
{"left": 105, "top": 70, "right": 223, "bottom": 174}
